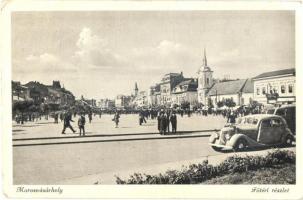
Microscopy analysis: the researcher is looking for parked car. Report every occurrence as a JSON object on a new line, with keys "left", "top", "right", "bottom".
{"left": 209, "top": 114, "right": 295, "bottom": 151}
{"left": 266, "top": 104, "right": 296, "bottom": 134}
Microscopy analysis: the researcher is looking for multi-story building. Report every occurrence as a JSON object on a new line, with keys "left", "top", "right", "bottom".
{"left": 171, "top": 78, "right": 198, "bottom": 106}
{"left": 159, "top": 72, "right": 184, "bottom": 106}
{"left": 115, "top": 95, "right": 132, "bottom": 109}
{"left": 148, "top": 84, "right": 161, "bottom": 106}
{"left": 98, "top": 99, "right": 115, "bottom": 110}
{"left": 252, "top": 68, "right": 295, "bottom": 105}
{"left": 81, "top": 95, "right": 97, "bottom": 107}
{"left": 132, "top": 91, "right": 148, "bottom": 108}
{"left": 12, "top": 81, "right": 30, "bottom": 102}
{"left": 14, "top": 80, "right": 75, "bottom": 106}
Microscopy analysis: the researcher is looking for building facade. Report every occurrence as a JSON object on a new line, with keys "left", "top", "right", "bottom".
{"left": 159, "top": 72, "right": 184, "bottom": 106}
{"left": 98, "top": 98, "right": 115, "bottom": 110}
{"left": 115, "top": 95, "right": 132, "bottom": 109}
{"left": 253, "top": 68, "right": 295, "bottom": 105}
{"left": 207, "top": 79, "right": 253, "bottom": 107}
{"left": 171, "top": 78, "right": 198, "bottom": 106}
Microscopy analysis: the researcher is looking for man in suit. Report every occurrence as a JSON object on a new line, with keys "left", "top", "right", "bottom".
{"left": 170, "top": 111, "right": 177, "bottom": 133}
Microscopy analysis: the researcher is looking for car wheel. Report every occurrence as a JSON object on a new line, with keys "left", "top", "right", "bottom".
{"left": 234, "top": 139, "right": 248, "bottom": 151}
{"left": 211, "top": 146, "right": 223, "bottom": 152}
{"left": 284, "top": 135, "right": 294, "bottom": 147}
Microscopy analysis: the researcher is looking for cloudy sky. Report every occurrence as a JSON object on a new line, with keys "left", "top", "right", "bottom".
{"left": 12, "top": 11, "right": 295, "bottom": 99}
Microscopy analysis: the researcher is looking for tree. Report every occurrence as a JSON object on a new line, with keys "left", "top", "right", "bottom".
{"left": 224, "top": 98, "right": 236, "bottom": 107}
{"left": 12, "top": 100, "right": 34, "bottom": 124}
{"left": 216, "top": 101, "right": 224, "bottom": 108}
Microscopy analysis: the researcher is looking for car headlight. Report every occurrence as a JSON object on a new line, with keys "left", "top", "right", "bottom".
{"left": 225, "top": 134, "right": 231, "bottom": 140}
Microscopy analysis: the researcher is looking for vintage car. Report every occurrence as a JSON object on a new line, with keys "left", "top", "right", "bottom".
{"left": 266, "top": 104, "right": 296, "bottom": 134}
{"left": 209, "top": 114, "right": 295, "bottom": 151}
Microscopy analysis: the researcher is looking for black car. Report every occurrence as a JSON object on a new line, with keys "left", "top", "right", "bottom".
{"left": 267, "top": 105, "right": 296, "bottom": 134}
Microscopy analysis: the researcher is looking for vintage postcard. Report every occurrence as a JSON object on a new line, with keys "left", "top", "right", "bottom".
{"left": 1, "top": 0, "right": 303, "bottom": 199}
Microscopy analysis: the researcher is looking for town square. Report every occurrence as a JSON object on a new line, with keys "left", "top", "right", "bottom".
{"left": 10, "top": 10, "right": 296, "bottom": 185}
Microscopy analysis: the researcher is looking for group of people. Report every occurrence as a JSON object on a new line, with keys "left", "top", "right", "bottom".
{"left": 61, "top": 111, "right": 87, "bottom": 136}
{"left": 157, "top": 110, "right": 177, "bottom": 135}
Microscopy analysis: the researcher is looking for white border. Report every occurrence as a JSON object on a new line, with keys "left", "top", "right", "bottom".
{"left": 1, "top": 1, "right": 303, "bottom": 199}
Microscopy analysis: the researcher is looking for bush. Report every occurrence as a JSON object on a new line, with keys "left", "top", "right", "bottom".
{"left": 115, "top": 150, "right": 295, "bottom": 184}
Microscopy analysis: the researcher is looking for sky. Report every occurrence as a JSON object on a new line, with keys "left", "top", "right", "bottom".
{"left": 12, "top": 11, "right": 295, "bottom": 99}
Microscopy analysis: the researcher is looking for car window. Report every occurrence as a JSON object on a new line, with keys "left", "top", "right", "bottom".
{"left": 261, "top": 119, "right": 271, "bottom": 128}
{"left": 267, "top": 109, "right": 275, "bottom": 114}
{"left": 276, "top": 109, "right": 285, "bottom": 116}
{"left": 246, "top": 117, "right": 258, "bottom": 124}
{"left": 270, "top": 118, "right": 282, "bottom": 127}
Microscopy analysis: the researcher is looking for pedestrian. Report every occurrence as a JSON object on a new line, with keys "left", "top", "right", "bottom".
{"left": 78, "top": 114, "right": 86, "bottom": 136}
{"left": 113, "top": 111, "right": 120, "bottom": 128}
{"left": 88, "top": 112, "right": 92, "bottom": 123}
{"left": 228, "top": 110, "right": 236, "bottom": 124}
{"left": 170, "top": 112, "right": 177, "bottom": 133}
{"left": 139, "top": 111, "right": 144, "bottom": 125}
{"left": 166, "top": 111, "right": 170, "bottom": 133}
{"left": 54, "top": 113, "right": 59, "bottom": 124}
{"left": 157, "top": 112, "right": 161, "bottom": 133}
{"left": 62, "top": 112, "right": 76, "bottom": 134}
{"left": 160, "top": 112, "right": 167, "bottom": 135}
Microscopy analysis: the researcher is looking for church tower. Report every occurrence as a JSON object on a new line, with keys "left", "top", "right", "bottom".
{"left": 134, "top": 82, "right": 139, "bottom": 96}
{"left": 197, "top": 49, "right": 213, "bottom": 105}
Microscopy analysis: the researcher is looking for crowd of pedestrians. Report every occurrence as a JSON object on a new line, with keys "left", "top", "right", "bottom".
{"left": 14, "top": 104, "right": 265, "bottom": 137}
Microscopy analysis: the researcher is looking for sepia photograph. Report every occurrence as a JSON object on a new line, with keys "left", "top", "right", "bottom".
{"left": 1, "top": 1, "right": 302, "bottom": 199}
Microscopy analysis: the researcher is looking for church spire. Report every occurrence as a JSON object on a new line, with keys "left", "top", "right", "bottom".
{"left": 134, "top": 82, "right": 138, "bottom": 96}
{"left": 203, "top": 48, "right": 207, "bottom": 67}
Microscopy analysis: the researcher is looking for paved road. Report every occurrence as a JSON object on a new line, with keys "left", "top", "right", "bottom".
{"left": 13, "top": 114, "right": 295, "bottom": 185}
{"left": 12, "top": 114, "right": 226, "bottom": 139}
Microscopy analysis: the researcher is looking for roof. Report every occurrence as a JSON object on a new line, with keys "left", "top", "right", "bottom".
{"left": 242, "top": 78, "right": 254, "bottom": 93}
{"left": 253, "top": 68, "right": 295, "bottom": 80}
{"left": 239, "top": 114, "right": 283, "bottom": 120}
{"left": 164, "top": 73, "right": 182, "bottom": 76}
{"left": 172, "top": 79, "right": 198, "bottom": 93}
{"left": 207, "top": 79, "right": 247, "bottom": 96}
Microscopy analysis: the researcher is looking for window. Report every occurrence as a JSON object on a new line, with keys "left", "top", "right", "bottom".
{"left": 288, "top": 85, "right": 293, "bottom": 93}
{"left": 206, "top": 78, "right": 209, "bottom": 85}
{"left": 262, "top": 87, "right": 266, "bottom": 95}
{"left": 270, "top": 119, "right": 282, "bottom": 127}
{"left": 261, "top": 119, "right": 271, "bottom": 128}
{"left": 281, "top": 85, "right": 285, "bottom": 94}
{"left": 256, "top": 88, "right": 260, "bottom": 95}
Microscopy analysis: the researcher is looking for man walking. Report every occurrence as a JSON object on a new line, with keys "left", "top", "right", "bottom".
{"left": 113, "top": 111, "right": 120, "bottom": 128}
{"left": 62, "top": 112, "right": 76, "bottom": 134}
{"left": 78, "top": 114, "right": 86, "bottom": 136}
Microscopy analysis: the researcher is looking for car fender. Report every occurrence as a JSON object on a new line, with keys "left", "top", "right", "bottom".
{"left": 280, "top": 128, "right": 295, "bottom": 142}
{"left": 228, "top": 134, "right": 259, "bottom": 148}
{"left": 209, "top": 132, "right": 220, "bottom": 144}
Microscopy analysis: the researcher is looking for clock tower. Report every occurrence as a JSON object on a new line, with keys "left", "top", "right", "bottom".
{"left": 197, "top": 49, "right": 213, "bottom": 105}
